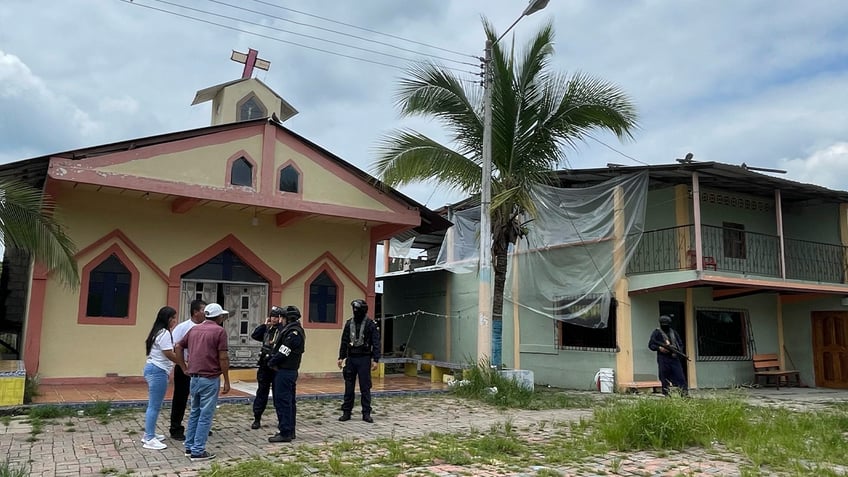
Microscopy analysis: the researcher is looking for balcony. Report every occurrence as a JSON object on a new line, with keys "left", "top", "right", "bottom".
{"left": 628, "top": 224, "right": 847, "bottom": 284}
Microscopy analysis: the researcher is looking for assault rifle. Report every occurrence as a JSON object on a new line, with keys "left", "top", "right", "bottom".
{"left": 650, "top": 335, "right": 691, "bottom": 361}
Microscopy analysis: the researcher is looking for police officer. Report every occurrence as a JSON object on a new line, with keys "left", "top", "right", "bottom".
{"left": 648, "top": 315, "right": 689, "bottom": 396}
{"left": 249, "top": 306, "right": 285, "bottom": 430}
{"left": 337, "top": 299, "right": 381, "bottom": 423}
{"left": 267, "top": 305, "right": 305, "bottom": 443}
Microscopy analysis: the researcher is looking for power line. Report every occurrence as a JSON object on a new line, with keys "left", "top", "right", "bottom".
{"left": 205, "top": 0, "right": 479, "bottom": 68}
{"left": 120, "top": 0, "right": 478, "bottom": 79}
{"left": 143, "top": 0, "right": 476, "bottom": 76}
{"left": 585, "top": 133, "right": 650, "bottom": 166}
{"left": 248, "top": 0, "right": 476, "bottom": 59}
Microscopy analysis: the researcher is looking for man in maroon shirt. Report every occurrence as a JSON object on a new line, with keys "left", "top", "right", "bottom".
{"left": 174, "top": 303, "right": 230, "bottom": 462}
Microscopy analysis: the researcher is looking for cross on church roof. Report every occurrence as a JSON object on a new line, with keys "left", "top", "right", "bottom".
{"left": 230, "top": 48, "right": 270, "bottom": 79}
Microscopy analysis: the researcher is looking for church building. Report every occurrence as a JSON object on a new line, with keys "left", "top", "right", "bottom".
{"left": 0, "top": 49, "right": 448, "bottom": 383}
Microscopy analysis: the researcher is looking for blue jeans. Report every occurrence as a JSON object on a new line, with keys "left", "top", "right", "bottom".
{"left": 184, "top": 376, "right": 220, "bottom": 455}
{"left": 143, "top": 363, "right": 169, "bottom": 440}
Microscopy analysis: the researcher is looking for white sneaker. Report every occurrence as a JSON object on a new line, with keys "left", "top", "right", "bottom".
{"left": 142, "top": 437, "right": 167, "bottom": 450}
{"left": 139, "top": 434, "right": 166, "bottom": 443}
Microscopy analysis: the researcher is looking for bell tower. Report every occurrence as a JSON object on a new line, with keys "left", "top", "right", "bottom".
{"left": 191, "top": 48, "right": 298, "bottom": 126}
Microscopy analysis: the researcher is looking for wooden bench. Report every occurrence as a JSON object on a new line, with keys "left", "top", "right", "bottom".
{"left": 753, "top": 353, "right": 800, "bottom": 390}
{"left": 620, "top": 380, "right": 663, "bottom": 393}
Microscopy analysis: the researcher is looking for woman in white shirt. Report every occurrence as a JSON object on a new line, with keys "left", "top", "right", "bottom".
{"left": 141, "top": 306, "right": 179, "bottom": 450}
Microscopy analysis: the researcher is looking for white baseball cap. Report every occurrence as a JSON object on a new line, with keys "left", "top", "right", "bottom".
{"left": 204, "top": 303, "right": 229, "bottom": 318}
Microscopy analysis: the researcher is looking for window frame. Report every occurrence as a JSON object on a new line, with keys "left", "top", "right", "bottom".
{"left": 722, "top": 222, "right": 746, "bottom": 259}
{"left": 225, "top": 151, "right": 257, "bottom": 189}
{"left": 554, "top": 294, "right": 618, "bottom": 352}
{"left": 236, "top": 93, "right": 267, "bottom": 122}
{"left": 275, "top": 161, "right": 303, "bottom": 196}
{"left": 695, "top": 307, "right": 750, "bottom": 361}
{"left": 303, "top": 265, "right": 344, "bottom": 329}
{"left": 78, "top": 244, "right": 140, "bottom": 326}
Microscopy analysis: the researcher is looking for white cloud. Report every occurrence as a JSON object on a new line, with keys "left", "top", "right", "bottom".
{"left": 778, "top": 143, "right": 848, "bottom": 190}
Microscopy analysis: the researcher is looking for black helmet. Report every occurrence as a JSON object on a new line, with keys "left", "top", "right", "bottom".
{"left": 284, "top": 305, "right": 301, "bottom": 320}
{"left": 269, "top": 306, "right": 285, "bottom": 318}
{"left": 659, "top": 315, "right": 672, "bottom": 325}
{"left": 351, "top": 299, "right": 368, "bottom": 313}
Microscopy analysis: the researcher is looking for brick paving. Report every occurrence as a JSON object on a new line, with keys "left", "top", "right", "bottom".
{"left": 1, "top": 386, "right": 846, "bottom": 476}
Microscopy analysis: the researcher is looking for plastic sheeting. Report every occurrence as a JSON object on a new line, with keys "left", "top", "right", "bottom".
{"left": 435, "top": 171, "right": 648, "bottom": 328}
{"left": 388, "top": 237, "right": 415, "bottom": 258}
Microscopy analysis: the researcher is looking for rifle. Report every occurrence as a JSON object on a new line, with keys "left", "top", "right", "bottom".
{"left": 651, "top": 334, "right": 691, "bottom": 361}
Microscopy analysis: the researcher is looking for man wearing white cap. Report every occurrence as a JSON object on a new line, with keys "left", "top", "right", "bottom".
{"left": 174, "top": 303, "right": 231, "bottom": 462}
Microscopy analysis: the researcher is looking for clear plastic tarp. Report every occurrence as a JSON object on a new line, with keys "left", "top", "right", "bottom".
{"left": 388, "top": 237, "right": 415, "bottom": 258}
{"left": 435, "top": 171, "right": 648, "bottom": 328}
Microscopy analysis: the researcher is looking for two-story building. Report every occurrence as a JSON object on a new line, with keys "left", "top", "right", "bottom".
{"left": 380, "top": 162, "right": 848, "bottom": 390}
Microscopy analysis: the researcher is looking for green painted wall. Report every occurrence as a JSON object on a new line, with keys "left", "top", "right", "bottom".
{"left": 783, "top": 295, "right": 841, "bottom": 385}
{"left": 696, "top": 189, "right": 776, "bottom": 233}
{"left": 783, "top": 203, "right": 840, "bottom": 244}
{"left": 381, "top": 270, "right": 449, "bottom": 360}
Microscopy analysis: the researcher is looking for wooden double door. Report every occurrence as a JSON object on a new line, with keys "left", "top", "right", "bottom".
{"left": 180, "top": 281, "right": 268, "bottom": 368}
{"left": 812, "top": 311, "right": 848, "bottom": 388}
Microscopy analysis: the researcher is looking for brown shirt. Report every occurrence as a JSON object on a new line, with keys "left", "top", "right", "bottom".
{"left": 177, "top": 320, "right": 228, "bottom": 377}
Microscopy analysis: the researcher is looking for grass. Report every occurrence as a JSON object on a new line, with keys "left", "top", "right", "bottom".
{"left": 11, "top": 389, "right": 848, "bottom": 475}
{"left": 0, "top": 459, "right": 28, "bottom": 477}
{"left": 449, "top": 360, "right": 600, "bottom": 410}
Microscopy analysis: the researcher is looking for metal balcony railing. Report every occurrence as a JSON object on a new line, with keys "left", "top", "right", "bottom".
{"left": 628, "top": 224, "right": 848, "bottom": 284}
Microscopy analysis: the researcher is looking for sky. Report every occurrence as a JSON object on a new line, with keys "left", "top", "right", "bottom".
{"left": 2, "top": 1, "right": 848, "bottom": 262}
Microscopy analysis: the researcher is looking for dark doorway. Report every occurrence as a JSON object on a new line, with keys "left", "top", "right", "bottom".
{"left": 659, "top": 301, "right": 687, "bottom": 379}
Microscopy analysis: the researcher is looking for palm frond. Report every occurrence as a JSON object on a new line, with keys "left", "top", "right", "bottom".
{"left": 373, "top": 130, "right": 481, "bottom": 193}
{"left": 0, "top": 180, "right": 79, "bottom": 288}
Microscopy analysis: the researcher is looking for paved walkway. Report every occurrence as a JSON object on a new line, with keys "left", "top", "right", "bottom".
{"left": 1, "top": 386, "right": 846, "bottom": 476}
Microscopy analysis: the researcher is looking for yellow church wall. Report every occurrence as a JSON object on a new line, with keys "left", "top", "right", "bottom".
{"left": 275, "top": 143, "right": 392, "bottom": 212}
{"left": 96, "top": 136, "right": 264, "bottom": 190}
{"left": 214, "top": 80, "right": 282, "bottom": 125}
{"left": 36, "top": 186, "right": 372, "bottom": 379}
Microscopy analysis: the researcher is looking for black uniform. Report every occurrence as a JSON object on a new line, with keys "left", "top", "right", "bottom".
{"left": 251, "top": 322, "right": 283, "bottom": 425}
{"left": 338, "top": 309, "right": 381, "bottom": 421}
{"left": 267, "top": 310, "right": 305, "bottom": 443}
{"left": 648, "top": 316, "right": 688, "bottom": 396}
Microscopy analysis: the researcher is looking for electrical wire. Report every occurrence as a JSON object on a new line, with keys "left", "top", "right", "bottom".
{"left": 120, "top": 0, "right": 408, "bottom": 70}
{"left": 142, "top": 0, "right": 476, "bottom": 76}
{"left": 247, "top": 0, "right": 476, "bottom": 59}
{"left": 585, "top": 133, "right": 650, "bottom": 166}
{"left": 206, "top": 0, "right": 479, "bottom": 67}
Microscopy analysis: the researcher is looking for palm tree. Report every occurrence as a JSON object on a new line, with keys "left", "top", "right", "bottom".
{"left": 0, "top": 179, "right": 79, "bottom": 287}
{"left": 374, "top": 21, "right": 637, "bottom": 365}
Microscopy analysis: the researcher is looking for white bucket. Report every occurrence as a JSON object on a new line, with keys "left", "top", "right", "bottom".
{"left": 594, "top": 368, "right": 615, "bottom": 393}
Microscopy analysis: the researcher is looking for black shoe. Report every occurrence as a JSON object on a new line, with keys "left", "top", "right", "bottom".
{"left": 208, "top": 430, "right": 213, "bottom": 436}
{"left": 184, "top": 449, "right": 192, "bottom": 457}
{"left": 171, "top": 433, "right": 186, "bottom": 441}
{"left": 362, "top": 415, "right": 374, "bottom": 423}
{"left": 268, "top": 433, "right": 292, "bottom": 443}
{"left": 190, "top": 451, "right": 216, "bottom": 462}
{"left": 251, "top": 419, "right": 261, "bottom": 430}
{"left": 338, "top": 413, "right": 351, "bottom": 422}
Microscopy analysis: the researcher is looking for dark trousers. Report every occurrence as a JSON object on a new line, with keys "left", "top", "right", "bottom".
{"left": 272, "top": 368, "right": 298, "bottom": 436}
{"left": 253, "top": 364, "right": 276, "bottom": 419}
{"left": 169, "top": 365, "right": 190, "bottom": 436}
{"left": 658, "top": 356, "right": 688, "bottom": 395}
{"left": 342, "top": 356, "right": 372, "bottom": 416}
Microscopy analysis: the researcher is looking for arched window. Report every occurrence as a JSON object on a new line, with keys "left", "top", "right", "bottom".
{"left": 238, "top": 96, "right": 266, "bottom": 121}
{"left": 279, "top": 165, "right": 299, "bottom": 193}
{"left": 308, "top": 271, "right": 337, "bottom": 323}
{"left": 86, "top": 254, "right": 131, "bottom": 318}
{"left": 231, "top": 157, "right": 253, "bottom": 187}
